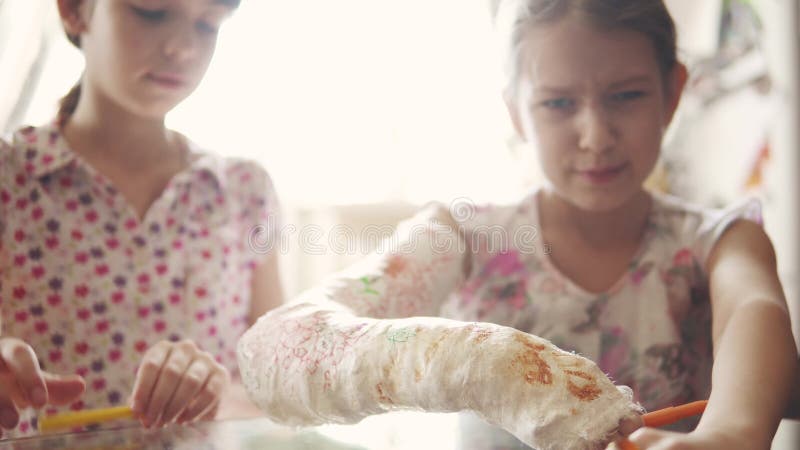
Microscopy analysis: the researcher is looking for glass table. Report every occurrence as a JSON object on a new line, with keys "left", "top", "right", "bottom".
{"left": 0, "top": 412, "right": 797, "bottom": 450}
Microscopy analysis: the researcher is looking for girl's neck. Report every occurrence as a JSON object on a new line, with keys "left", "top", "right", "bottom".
{"left": 62, "top": 85, "right": 182, "bottom": 170}
{"left": 538, "top": 188, "right": 652, "bottom": 249}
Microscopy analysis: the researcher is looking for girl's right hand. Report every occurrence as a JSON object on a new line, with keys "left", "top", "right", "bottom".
{"left": 623, "top": 427, "right": 766, "bottom": 450}
{"left": 0, "top": 337, "right": 85, "bottom": 437}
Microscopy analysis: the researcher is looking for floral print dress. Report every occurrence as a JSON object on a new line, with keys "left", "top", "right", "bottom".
{"left": 0, "top": 123, "right": 279, "bottom": 438}
{"left": 236, "top": 185, "right": 759, "bottom": 448}
{"left": 441, "top": 190, "right": 761, "bottom": 445}
{"left": 444, "top": 191, "right": 762, "bottom": 408}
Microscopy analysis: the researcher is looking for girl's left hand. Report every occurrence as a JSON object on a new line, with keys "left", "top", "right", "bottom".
{"left": 130, "top": 340, "right": 230, "bottom": 427}
{"left": 624, "top": 427, "right": 767, "bottom": 450}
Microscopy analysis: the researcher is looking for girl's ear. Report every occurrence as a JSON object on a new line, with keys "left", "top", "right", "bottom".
{"left": 663, "top": 62, "right": 688, "bottom": 127}
{"left": 56, "top": 0, "right": 90, "bottom": 41}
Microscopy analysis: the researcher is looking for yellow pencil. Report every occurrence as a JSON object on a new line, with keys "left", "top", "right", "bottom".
{"left": 38, "top": 406, "right": 134, "bottom": 432}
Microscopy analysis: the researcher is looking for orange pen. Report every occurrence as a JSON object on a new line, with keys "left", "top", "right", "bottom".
{"left": 642, "top": 400, "right": 708, "bottom": 428}
{"left": 617, "top": 400, "right": 708, "bottom": 450}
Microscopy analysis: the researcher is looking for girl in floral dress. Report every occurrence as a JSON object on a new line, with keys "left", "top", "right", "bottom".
{"left": 0, "top": 0, "right": 283, "bottom": 438}
{"left": 237, "top": 1, "right": 797, "bottom": 449}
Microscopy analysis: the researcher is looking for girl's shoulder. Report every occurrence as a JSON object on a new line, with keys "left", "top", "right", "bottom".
{"left": 649, "top": 191, "right": 762, "bottom": 232}
{"left": 183, "top": 139, "right": 279, "bottom": 224}
{"left": 648, "top": 191, "right": 762, "bottom": 266}
{"left": 0, "top": 132, "right": 10, "bottom": 166}
{"left": 2, "top": 124, "right": 43, "bottom": 157}
{"left": 183, "top": 138, "right": 276, "bottom": 197}
{"left": 446, "top": 190, "right": 538, "bottom": 232}
{"left": 1, "top": 123, "right": 63, "bottom": 182}
{"left": 396, "top": 191, "right": 534, "bottom": 236}
{"left": 4, "top": 123, "right": 61, "bottom": 149}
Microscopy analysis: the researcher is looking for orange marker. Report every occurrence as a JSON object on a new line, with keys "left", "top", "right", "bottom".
{"left": 617, "top": 400, "right": 708, "bottom": 450}
{"left": 642, "top": 400, "right": 708, "bottom": 428}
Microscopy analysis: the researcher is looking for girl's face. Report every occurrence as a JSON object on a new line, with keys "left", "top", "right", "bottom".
{"left": 68, "top": 0, "right": 233, "bottom": 118}
{"left": 507, "top": 15, "right": 686, "bottom": 212}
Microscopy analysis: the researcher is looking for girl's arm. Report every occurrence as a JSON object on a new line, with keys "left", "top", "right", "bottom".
{"left": 631, "top": 220, "right": 797, "bottom": 449}
{"left": 237, "top": 204, "right": 641, "bottom": 450}
{"left": 702, "top": 221, "right": 798, "bottom": 445}
{"left": 215, "top": 251, "right": 287, "bottom": 421}
{"left": 788, "top": 358, "right": 800, "bottom": 419}
{"left": 248, "top": 251, "right": 286, "bottom": 325}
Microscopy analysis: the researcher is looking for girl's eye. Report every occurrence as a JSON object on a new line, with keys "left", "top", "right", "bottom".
{"left": 541, "top": 98, "right": 575, "bottom": 110}
{"left": 196, "top": 21, "right": 220, "bottom": 35}
{"left": 132, "top": 6, "right": 166, "bottom": 21}
{"left": 611, "top": 91, "right": 646, "bottom": 101}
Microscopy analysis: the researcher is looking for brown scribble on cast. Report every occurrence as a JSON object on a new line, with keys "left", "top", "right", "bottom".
{"left": 564, "top": 369, "right": 601, "bottom": 401}
{"left": 468, "top": 325, "right": 493, "bottom": 344}
{"left": 376, "top": 383, "right": 393, "bottom": 404}
{"left": 513, "top": 334, "right": 553, "bottom": 385}
{"left": 425, "top": 332, "right": 449, "bottom": 364}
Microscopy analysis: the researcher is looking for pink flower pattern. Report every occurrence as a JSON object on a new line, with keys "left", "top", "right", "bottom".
{"left": 444, "top": 193, "right": 760, "bottom": 417}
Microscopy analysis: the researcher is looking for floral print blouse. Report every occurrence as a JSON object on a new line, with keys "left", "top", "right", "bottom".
{"left": 0, "top": 123, "right": 278, "bottom": 438}
{"left": 439, "top": 191, "right": 761, "bottom": 413}
{"left": 313, "top": 189, "right": 759, "bottom": 432}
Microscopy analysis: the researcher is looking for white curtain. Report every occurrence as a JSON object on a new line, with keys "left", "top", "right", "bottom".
{"left": 0, "top": 0, "right": 52, "bottom": 133}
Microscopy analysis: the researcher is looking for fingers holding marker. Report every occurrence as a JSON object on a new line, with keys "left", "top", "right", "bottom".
{"left": 131, "top": 340, "right": 229, "bottom": 427}
{"left": 159, "top": 357, "right": 211, "bottom": 424}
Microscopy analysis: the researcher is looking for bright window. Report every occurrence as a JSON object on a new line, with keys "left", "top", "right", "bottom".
{"left": 24, "top": 0, "right": 526, "bottom": 208}
{"left": 169, "top": 0, "right": 523, "bottom": 207}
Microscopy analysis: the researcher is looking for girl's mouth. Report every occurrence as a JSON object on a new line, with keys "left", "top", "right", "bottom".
{"left": 576, "top": 163, "right": 628, "bottom": 184}
{"left": 145, "top": 73, "right": 187, "bottom": 90}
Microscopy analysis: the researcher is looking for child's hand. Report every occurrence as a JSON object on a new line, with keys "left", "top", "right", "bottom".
{"left": 0, "top": 337, "right": 85, "bottom": 437}
{"left": 130, "top": 340, "right": 230, "bottom": 427}
{"left": 626, "top": 427, "right": 766, "bottom": 450}
{"left": 618, "top": 415, "right": 644, "bottom": 436}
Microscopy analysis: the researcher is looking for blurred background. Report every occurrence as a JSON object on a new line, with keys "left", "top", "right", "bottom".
{"left": 1, "top": 0, "right": 798, "bottom": 447}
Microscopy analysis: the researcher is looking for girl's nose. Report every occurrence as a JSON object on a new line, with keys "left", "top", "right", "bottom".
{"left": 576, "top": 106, "right": 616, "bottom": 154}
{"left": 162, "top": 22, "right": 199, "bottom": 62}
